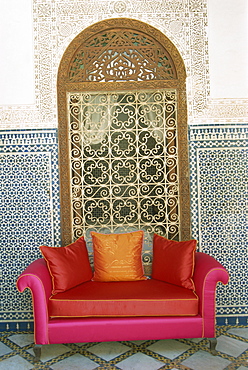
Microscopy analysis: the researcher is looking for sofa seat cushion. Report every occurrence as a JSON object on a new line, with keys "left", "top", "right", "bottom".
{"left": 49, "top": 279, "right": 198, "bottom": 318}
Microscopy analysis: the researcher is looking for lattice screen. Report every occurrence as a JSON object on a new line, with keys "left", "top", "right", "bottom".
{"left": 68, "top": 89, "right": 179, "bottom": 245}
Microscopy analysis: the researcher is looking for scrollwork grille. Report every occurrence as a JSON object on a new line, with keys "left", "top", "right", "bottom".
{"left": 69, "top": 89, "right": 179, "bottom": 243}
{"left": 58, "top": 18, "right": 190, "bottom": 246}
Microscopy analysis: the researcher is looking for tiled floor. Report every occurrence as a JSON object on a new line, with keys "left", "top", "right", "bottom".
{"left": 0, "top": 326, "right": 247, "bottom": 369}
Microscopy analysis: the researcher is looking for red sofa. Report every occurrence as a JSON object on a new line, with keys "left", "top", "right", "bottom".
{"left": 17, "top": 251, "right": 229, "bottom": 362}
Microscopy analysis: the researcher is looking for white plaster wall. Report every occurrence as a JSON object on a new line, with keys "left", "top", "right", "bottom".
{"left": 0, "top": 0, "right": 35, "bottom": 105}
{"left": 208, "top": 0, "right": 248, "bottom": 99}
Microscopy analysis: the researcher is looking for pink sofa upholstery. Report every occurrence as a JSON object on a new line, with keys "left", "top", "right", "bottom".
{"left": 16, "top": 251, "right": 229, "bottom": 362}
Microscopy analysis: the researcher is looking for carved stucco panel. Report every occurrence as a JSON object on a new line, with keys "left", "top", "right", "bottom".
{"left": 0, "top": 0, "right": 247, "bottom": 129}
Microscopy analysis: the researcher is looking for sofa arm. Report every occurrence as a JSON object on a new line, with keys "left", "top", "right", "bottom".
{"left": 16, "top": 259, "right": 52, "bottom": 344}
{"left": 193, "top": 252, "right": 229, "bottom": 338}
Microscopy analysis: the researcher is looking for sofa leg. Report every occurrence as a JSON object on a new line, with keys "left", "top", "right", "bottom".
{"left": 209, "top": 338, "right": 217, "bottom": 355}
{"left": 33, "top": 344, "right": 42, "bottom": 362}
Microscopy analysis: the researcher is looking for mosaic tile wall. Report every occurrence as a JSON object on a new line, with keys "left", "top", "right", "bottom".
{"left": 189, "top": 124, "right": 248, "bottom": 325}
{"left": 0, "top": 130, "right": 61, "bottom": 330}
{"left": 0, "top": 125, "right": 247, "bottom": 330}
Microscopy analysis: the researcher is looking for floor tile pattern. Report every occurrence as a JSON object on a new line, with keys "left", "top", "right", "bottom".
{"left": 0, "top": 325, "right": 247, "bottom": 369}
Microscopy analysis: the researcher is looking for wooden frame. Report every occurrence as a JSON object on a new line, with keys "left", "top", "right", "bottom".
{"left": 57, "top": 18, "right": 190, "bottom": 245}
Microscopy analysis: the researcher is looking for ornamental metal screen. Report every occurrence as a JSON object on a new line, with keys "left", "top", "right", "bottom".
{"left": 68, "top": 89, "right": 179, "bottom": 245}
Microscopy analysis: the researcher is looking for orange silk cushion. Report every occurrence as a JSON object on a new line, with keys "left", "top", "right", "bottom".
{"left": 40, "top": 237, "right": 93, "bottom": 294}
{"left": 91, "top": 231, "right": 146, "bottom": 282}
{"left": 152, "top": 234, "right": 197, "bottom": 290}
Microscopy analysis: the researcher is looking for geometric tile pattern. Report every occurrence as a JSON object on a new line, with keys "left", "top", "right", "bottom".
{"left": 0, "top": 125, "right": 247, "bottom": 329}
{"left": 0, "top": 325, "right": 247, "bottom": 369}
{"left": 0, "top": 130, "right": 61, "bottom": 326}
{"left": 189, "top": 124, "right": 248, "bottom": 324}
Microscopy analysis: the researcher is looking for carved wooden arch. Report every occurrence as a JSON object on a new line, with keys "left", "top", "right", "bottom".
{"left": 57, "top": 18, "right": 190, "bottom": 246}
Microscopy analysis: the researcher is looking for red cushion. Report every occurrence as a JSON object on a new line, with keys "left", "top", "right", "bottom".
{"left": 40, "top": 237, "right": 93, "bottom": 294}
{"left": 49, "top": 279, "right": 198, "bottom": 318}
{"left": 152, "top": 234, "right": 197, "bottom": 290}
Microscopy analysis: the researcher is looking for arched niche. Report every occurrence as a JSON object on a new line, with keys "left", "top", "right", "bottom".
{"left": 57, "top": 18, "right": 190, "bottom": 248}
